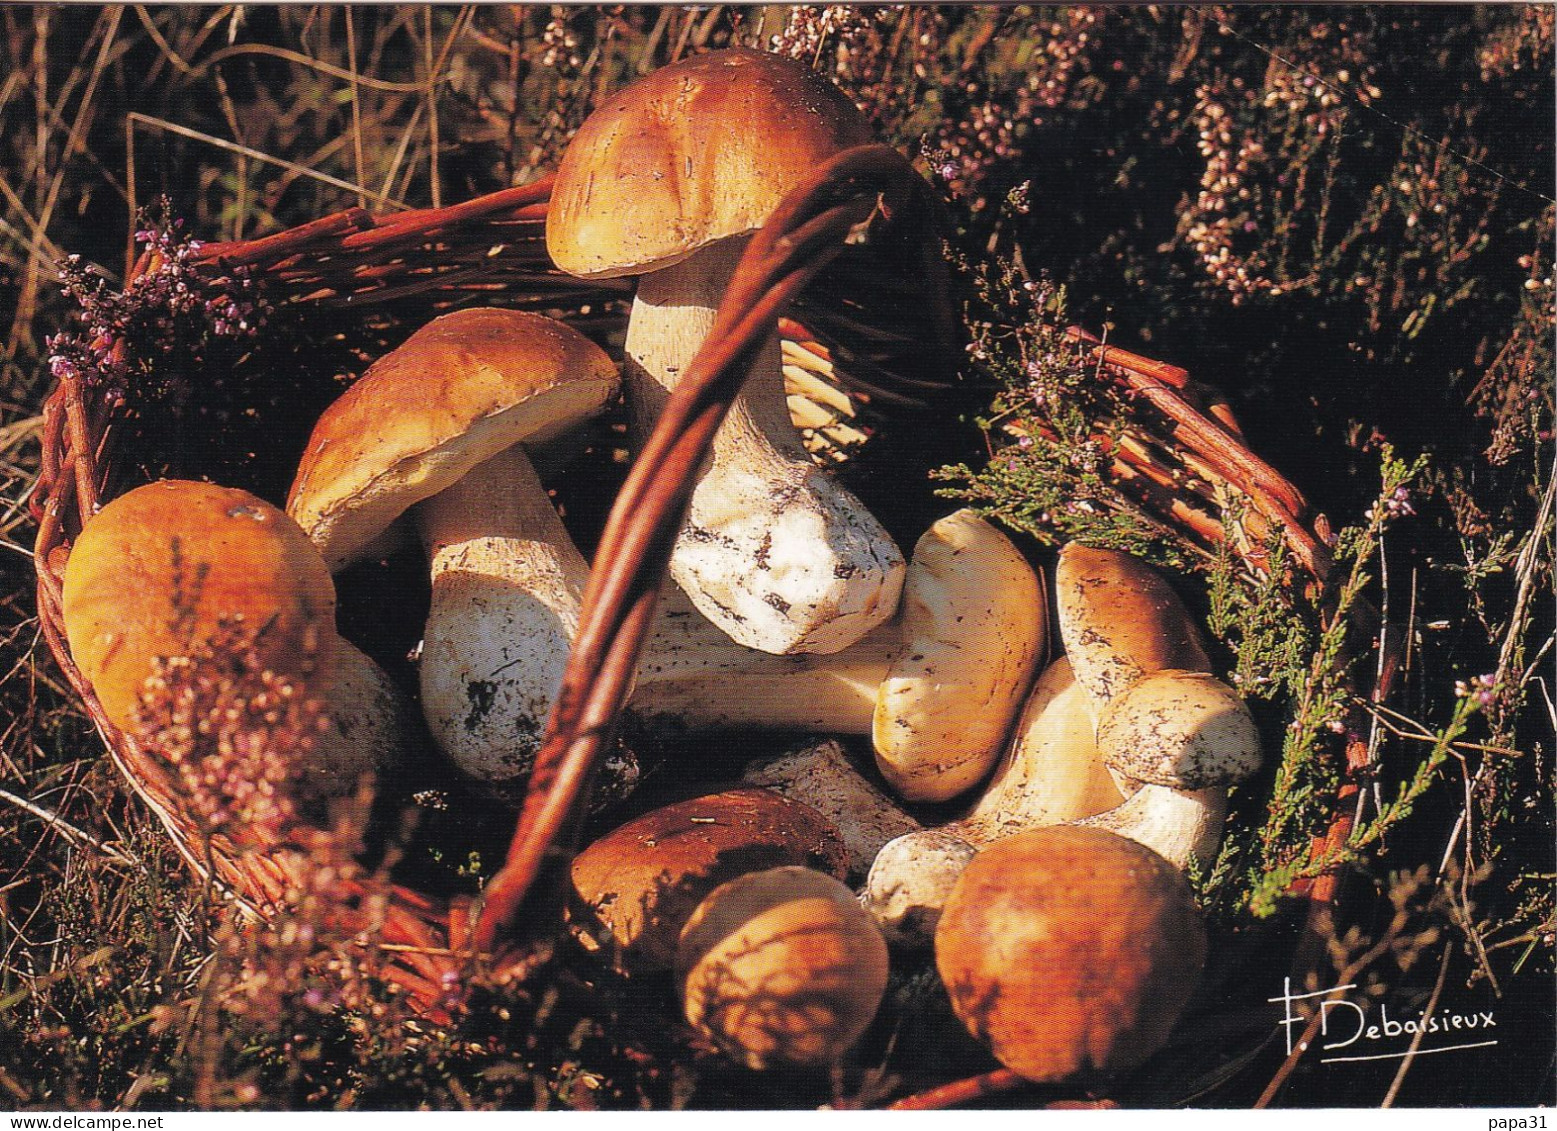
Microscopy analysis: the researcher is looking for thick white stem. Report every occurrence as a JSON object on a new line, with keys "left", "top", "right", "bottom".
{"left": 627, "top": 238, "right": 904, "bottom": 656}
{"left": 307, "top": 639, "right": 418, "bottom": 810}
{"left": 415, "top": 445, "right": 587, "bottom": 783}
{"left": 631, "top": 586, "right": 890, "bottom": 733}
{"left": 956, "top": 657, "right": 1125, "bottom": 843}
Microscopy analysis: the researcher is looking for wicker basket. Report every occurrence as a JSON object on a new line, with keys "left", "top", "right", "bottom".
{"left": 33, "top": 142, "right": 1368, "bottom": 1078}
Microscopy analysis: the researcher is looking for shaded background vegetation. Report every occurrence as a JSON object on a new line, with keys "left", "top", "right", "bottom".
{"left": 0, "top": 5, "right": 1550, "bottom": 1110}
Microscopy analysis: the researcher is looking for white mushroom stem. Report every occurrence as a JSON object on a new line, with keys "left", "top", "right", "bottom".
{"left": 415, "top": 444, "right": 586, "bottom": 783}
{"left": 631, "top": 588, "right": 891, "bottom": 733}
{"left": 308, "top": 639, "right": 418, "bottom": 806}
{"left": 1071, "top": 785, "right": 1228, "bottom": 875}
{"left": 956, "top": 657, "right": 1125, "bottom": 843}
{"left": 627, "top": 237, "right": 905, "bottom": 656}
{"left": 740, "top": 740, "right": 921, "bottom": 881}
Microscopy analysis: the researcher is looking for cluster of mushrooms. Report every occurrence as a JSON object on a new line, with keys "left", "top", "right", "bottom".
{"left": 58, "top": 49, "right": 1261, "bottom": 1088}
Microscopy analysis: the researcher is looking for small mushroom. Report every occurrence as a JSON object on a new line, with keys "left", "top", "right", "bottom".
{"left": 1094, "top": 669, "right": 1261, "bottom": 789}
{"left": 861, "top": 828, "right": 976, "bottom": 948}
{"left": 1073, "top": 668, "right": 1262, "bottom": 873}
{"left": 567, "top": 788, "right": 848, "bottom": 973}
{"left": 285, "top": 308, "right": 619, "bottom": 787}
{"left": 676, "top": 865, "right": 889, "bottom": 1070}
{"left": 1054, "top": 542, "right": 1211, "bottom": 713}
{"left": 934, "top": 826, "right": 1207, "bottom": 1083}
{"left": 547, "top": 47, "right": 905, "bottom": 656}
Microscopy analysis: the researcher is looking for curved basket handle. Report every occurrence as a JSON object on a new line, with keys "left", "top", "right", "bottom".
{"left": 473, "top": 144, "right": 934, "bottom": 950}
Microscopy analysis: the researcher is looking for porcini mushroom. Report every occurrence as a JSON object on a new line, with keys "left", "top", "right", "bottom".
{"left": 636, "top": 509, "right": 1045, "bottom": 805}
{"left": 935, "top": 826, "right": 1207, "bottom": 1083}
{"left": 285, "top": 307, "right": 619, "bottom": 786}
{"left": 568, "top": 787, "right": 848, "bottom": 973}
{"left": 547, "top": 47, "right": 906, "bottom": 656}
{"left": 676, "top": 865, "right": 889, "bottom": 1070}
{"left": 65, "top": 480, "right": 337, "bottom": 733}
{"left": 62, "top": 480, "right": 416, "bottom": 810}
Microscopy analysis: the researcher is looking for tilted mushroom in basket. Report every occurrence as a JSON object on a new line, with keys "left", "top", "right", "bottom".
{"left": 285, "top": 307, "right": 620, "bottom": 787}
{"left": 1055, "top": 542, "right": 1259, "bottom": 872}
{"left": 546, "top": 47, "right": 907, "bottom": 657}
{"left": 61, "top": 480, "right": 416, "bottom": 819}
{"left": 637, "top": 509, "right": 1046, "bottom": 804}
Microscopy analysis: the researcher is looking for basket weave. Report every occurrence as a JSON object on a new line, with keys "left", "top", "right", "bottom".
{"left": 33, "top": 144, "right": 1368, "bottom": 1041}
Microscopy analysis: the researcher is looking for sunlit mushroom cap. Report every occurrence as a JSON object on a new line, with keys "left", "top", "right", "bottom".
{"left": 62, "top": 480, "right": 336, "bottom": 732}
{"left": 935, "top": 825, "right": 1207, "bottom": 1083}
{"left": 676, "top": 865, "right": 889, "bottom": 1070}
{"left": 1054, "top": 542, "right": 1211, "bottom": 708}
{"left": 286, "top": 307, "right": 618, "bottom": 570}
{"left": 1095, "top": 669, "right": 1261, "bottom": 789}
{"left": 546, "top": 47, "right": 873, "bottom": 280}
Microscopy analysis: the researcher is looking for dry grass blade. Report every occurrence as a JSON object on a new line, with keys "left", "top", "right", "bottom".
{"left": 126, "top": 113, "right": 407, "bottom": 211}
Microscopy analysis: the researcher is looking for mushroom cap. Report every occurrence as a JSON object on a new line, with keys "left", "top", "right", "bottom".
{"left": 873, "top": 509, "right": 1046, "bottom": 802}
{"left": 1054, "top": 543, "right": 1210, "bottom": 709}
{"left": 62, "top": 480, "right": 336, "bottom": 732}
{"left": 568, "top": 787, "right": 848, "bottom": 972}
{"left": 546, "top": 47, "right": 874, "bottom": 280}
{"left": 286, "top": 308, "right": 618, "bottom": 570}
{"left": 676, "top": 865, "right": 889, "bottom": 1070}
{"left": 935, "top": 825, "right": 1207, "bottom": 1083}
{"left": 1094, "top": 670, "right": 1261, "bottom": 788}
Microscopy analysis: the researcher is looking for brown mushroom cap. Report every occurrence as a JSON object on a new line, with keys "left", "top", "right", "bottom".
{"left": 1054, "top": 543, "right": 1210, "bottom": 709}
{"left": 546, "top": 47, "right": 873, "bottom": 280}
{"left": 1094, "top": 670, "right": 1261, "bottom": 789}
{"left": 935, "top": 825, "right": 1207, "bottom": 1083}
{"left": 62, "top": 480, "right": 336, "bottom": 732}
{"left": 286, "top": 307, "right": 618, "bottom": 570}
{"left": 568, "top": 787, "right": 848, "bottom": 973}
{"left": 676, "top": 865, "right": 889, "bottom": 1070}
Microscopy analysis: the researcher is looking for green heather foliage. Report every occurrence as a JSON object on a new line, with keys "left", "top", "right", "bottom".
{"left": 0, "top": 5, "right": 1550, "bottom": 1110}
